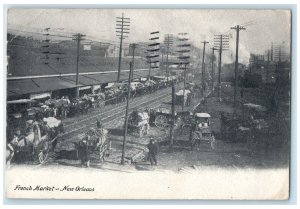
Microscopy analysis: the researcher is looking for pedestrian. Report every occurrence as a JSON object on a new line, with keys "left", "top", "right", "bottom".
{"left": 240, "top": 88, "right": 244, "bottom": 99}
{"left": 6, "top": 130, "right": 22, "bottom": 168}
{"left": 147, "top": 138, "right": 159, "bottom": 166}
{"left": 77, "top": 139, "right": 89, "bottom": 167}
{"left": 187, "top": 93, "right": 191, "bottom": 106}
{"left": 96, "top": 119, "right": 103, "bottom": 129}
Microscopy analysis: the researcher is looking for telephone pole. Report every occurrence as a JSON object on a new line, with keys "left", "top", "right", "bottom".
{"left": 267, "top": 49, "right": 270, "bottom": 82}
{"left": 231, "top": 25, "right": 246, "bottom": 109}
{"left": 130, "top": 43, "right": 137, "bottom": 80}
{"left": 201, "top": 41, "right": 209, "bottom": 95}
{"left": 121, "top": 62, "right": 133, "bottom": 165}
{"left": 42, "top": 28, "right": 50, "bottom": 65}
{"left": 169, "top": 81, "right": 175, "bottom": 150}
{"left": 72, "top": 33, "right": 86, "bottom": 98}
{"left": 271, "top": 42, "right": 274, "bottom": 62}
{"left": 116, "top": 13, "right": 130, "bottom": 82}
{"left": 177, "top": 33, "right": 190, "bottom": 111}
{"left": 147, "top": 31, "right": 160, "bottom": 80}
{"left": 214, "top": 34, "right": 229, "bottom": 99}
{"left": 164, "top": 34, "right": 174, "bottom": 75}
{"left": 211, "top": 47, "right": 217, "bottom": 89}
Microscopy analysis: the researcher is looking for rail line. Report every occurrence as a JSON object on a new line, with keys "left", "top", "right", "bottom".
{"left": 64, "top": 88, "right": 171, "bottom": 129}
{"left": 62, "top": 92, "right": 172, "bottom": 137}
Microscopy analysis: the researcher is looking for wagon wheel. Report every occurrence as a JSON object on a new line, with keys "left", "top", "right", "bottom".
{"left": 38, "top": 142, "right": 50, "bottom": 164}
{"left": 180, "top": 124, "right": 191, "bottom": 135}
{"left": 154, "top": 115, "right": 169, "bottom": 129}
{"left": 210, "top": 135, "right": 216, "bottom": 150}
{"left": 191, "top": 132, "right": 201, "bottom": 151}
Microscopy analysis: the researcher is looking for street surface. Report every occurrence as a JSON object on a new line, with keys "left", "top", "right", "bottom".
{"left": 9, "top": 83, "right": 289, "bottom": 173}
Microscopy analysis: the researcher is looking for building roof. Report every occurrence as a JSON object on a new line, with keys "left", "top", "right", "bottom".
{"left": 7, "top": 69, "right": 159, "bottom": 97}
{"left": 195, "top": 113, "right": 211, "bottom": 118}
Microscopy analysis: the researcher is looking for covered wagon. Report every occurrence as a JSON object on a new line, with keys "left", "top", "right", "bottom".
{"left": 128, "top": 110, "right": 150, "bottom": 137}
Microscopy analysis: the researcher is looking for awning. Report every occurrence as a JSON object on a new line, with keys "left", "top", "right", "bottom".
{"left": 79, "top": 86, "right": 92, "bottom": 90}
{"left": 30, "top": 92, "right": 51, "bottom": 99}
{"left": 7, "top": 70, "right": 161, "bottom": 97}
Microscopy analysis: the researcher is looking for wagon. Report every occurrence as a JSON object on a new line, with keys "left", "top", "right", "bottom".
{"left": 77, "top": 127, "right": 110, "bottom": 161}
{"left": 154, "top": 107, "right": 192, "bottom": 132}
{"left": 128, "top": 110, "right": 150, "bottom": 137}
{"left": 190, "top": 113, "right": 215, "bottom": 150}
{"left": 154, "top": 107, "right": 175, "bottom": 129}
{"left": 11, "top": 117, "right": 64, "bottom": 164}
{"left": 175, "top": 89, "right": 191, "bottom": 106}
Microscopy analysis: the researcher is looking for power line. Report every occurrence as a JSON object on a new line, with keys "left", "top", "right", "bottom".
{"left": 72, "top": 33, "right": 86, "bottom": 98}
{"left": 214, "top": 34, "right": 229, "bottom": 99}
{"left": 211, "top": 47, "right": 217, "bottom": 89}
{"left": 116, "top": 13, "right": 131, "bottom": 82}
{"left": 201, "top": 40, "right": 209, "bottom": 95}
{"left": 231, "top": 25, "right": 246, "bottom": 110}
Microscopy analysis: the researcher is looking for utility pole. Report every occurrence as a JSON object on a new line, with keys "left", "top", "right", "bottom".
{"left": 169, "top": 81, "right": 175, "bottom": 150}
{"left": 72, "top": 33, "right": 85, "bottom": 98}
{"left": 231, "top": 25, "right": 246, "bottom": 109}
{"left": 214, "top": 34, "right": 229, "bottom": 99}
{"left": 211, "top": 47, "right": 216, "bottom": 90}
{"left": 267, "top": 49, "right": 270, "bottom": 82}
{"left": 201, "top": 41, "right": 209, "bottom": 96}
{"left": 121, "top": 62, "right": 133, "bottom": 165}
{"left": 130, "top": 43, "right": 137, "bottom": 80}
{"left": 164, "top": 34, "right": 174, "bottom": 75}
{"left": 116, "top": 13, "right": 130, "bottom": 82}
{"left": 271, "top": 42, "right": 274, "bottom": 62}
{"left": 177, "top": 33, "right": 190, "bottom": 111}
{"left": 147, "top": 31, "right": 160, "bottom": 80}
{"left": 182, "top": 64, "right": 187, "bottom": 111}
{"left": 42, "top": 28, "right": 50, "bottom": 65}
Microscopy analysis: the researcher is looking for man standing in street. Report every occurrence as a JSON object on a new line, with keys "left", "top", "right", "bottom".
{"left": 96, "top": 119, "right": 103, "bottom": 129}
{"left": 147, "top": 138, "right": 159, "bottom": 166}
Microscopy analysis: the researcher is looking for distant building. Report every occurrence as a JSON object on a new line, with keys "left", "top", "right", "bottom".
{"left": 106, "top": 45, "right": 118, "bottom": 57}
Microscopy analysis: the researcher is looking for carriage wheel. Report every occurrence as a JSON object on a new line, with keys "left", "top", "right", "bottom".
{"left": 138, "top": 126, "right": 144, "bottom": 137}
{"left": 180, "top": 124, "right": 191, "bottom": 135}
{"left": 191, "top": 133, "right": 201, "bottom": 151}
{"left": 154, "top": 115, "right": 169, "bottom": 129}
{"left": 37, "top": 142, "right": 50, "bottom": 164}
{"left": 210, "top": 136, "right": 216, "bottom": 150}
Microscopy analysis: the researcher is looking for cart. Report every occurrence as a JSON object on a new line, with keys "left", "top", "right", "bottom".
{"left": 128, "top": 110, "right": 150, "bottom": 137}
{"left": 190, "top": 113, "right": 215, "bottom": 150}
{"left": 11, "top": 117, "right": 64, "bottom": 164}
{"left": 77, "top": 127, "right": 110, "bottom": 162}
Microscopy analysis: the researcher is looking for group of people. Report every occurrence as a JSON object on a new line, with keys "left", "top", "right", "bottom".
{"left": 76, "top": 119, "right": 106, "bottom": 167}
{"left": 76, "top": 117, "right": 160, "bottom": 167}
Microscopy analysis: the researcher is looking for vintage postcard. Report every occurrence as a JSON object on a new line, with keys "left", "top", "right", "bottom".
{"left": 5, "top": 8, "right": 291, "bottom": 199}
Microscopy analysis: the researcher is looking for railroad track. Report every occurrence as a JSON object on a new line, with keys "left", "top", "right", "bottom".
{"left": 63, "top": 88, "right": 171, "bottom": 130}
{"left": 61, "top": 91, "right": 172, "bottom": 139}
{"left": 32, "top": 91, "right": 172, "bottom": 168}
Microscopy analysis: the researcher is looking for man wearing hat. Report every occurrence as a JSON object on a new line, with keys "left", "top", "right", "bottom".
{"left": 147, "top": 137, "right": 159, "bottom": 166}
{"left": 96, "top": 119, "right": 103, "bottom": 129}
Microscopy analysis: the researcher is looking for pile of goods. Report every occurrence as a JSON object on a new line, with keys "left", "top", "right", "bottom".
{"left": 129, "top": 110, "right": 149, "bottom": 126}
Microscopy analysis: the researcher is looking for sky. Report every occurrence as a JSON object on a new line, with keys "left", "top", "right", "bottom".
{"left": 7, "top": 9, "right": 291, "bottom": 64}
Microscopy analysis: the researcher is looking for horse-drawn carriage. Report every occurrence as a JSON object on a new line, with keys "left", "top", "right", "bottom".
{"left": 128, "top": 110, "right": 150, "bottom": 137}
{"left": 76, "top": 127, "right": 110, "bottom": 162}
{"left": 7, "top": 117, "right": 64, "bottom": 165}
{"left": 190, "top": 113, "right": 215, "bottom": 150}
{"left": 104, "top": 84, "right": 126, "bottom": 105}
{"left": 153, "top": 107, "right": 192, "bottom": 130}
{"left": 152, "top": 108, "right": 215, "bottom": 150}
{"left": 88, "top": 93, "right": 105, "bottom": 108}
{"left": 175, "top": 89, "right": 192, "bottom": 106}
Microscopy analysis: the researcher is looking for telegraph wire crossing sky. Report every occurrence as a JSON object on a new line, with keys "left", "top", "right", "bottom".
{"left": 7, "top": 9, "right": 291, "bottom": 64}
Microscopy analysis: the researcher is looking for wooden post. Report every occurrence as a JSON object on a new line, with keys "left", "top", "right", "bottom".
{"left": 182, "top": 64, "right": 187, "bottom": 111}
{"left": 169, "top": 82, "right": 175, "bottom": 149}
{"left": 121, "top": 62, "right": 133, "bottom": 165}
